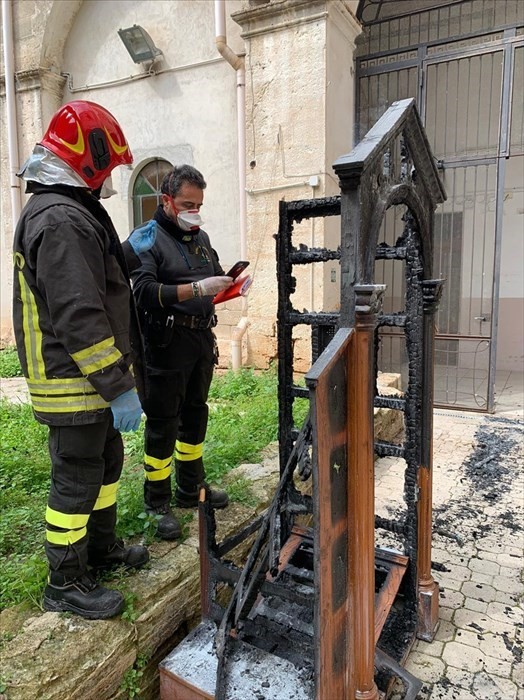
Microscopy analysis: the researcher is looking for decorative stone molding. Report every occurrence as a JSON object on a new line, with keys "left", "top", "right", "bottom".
{"left": 233, "top": 0, "right": 359, "bottom": 40}
{"left": 0, "top": 67, "right": 65, "bottom": 98}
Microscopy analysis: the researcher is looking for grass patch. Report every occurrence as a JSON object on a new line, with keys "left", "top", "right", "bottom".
{"left": 0, "top": 368, "right": 296, "bottom": 611}
{"left": 0, "top": 346, "right": 22, "bottom": 378}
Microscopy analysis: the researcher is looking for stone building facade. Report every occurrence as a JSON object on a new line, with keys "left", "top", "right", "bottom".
{"left": 1, "top": 0, "right": 522, "bottom": 410}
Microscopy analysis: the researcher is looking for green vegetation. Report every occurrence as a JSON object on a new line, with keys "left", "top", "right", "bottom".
{"left": 120, "top": 653, "right": 149, "bottom": 699}
{"left": 0, "top": 367, "right": 305, "bottom": 611}
{"left": 0, "top": 346, "right": 22, "bottom": 378}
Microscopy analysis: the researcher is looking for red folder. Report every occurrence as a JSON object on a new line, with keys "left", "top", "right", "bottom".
{"left": 213, "top": 275, "right": 253, "bottom": 305}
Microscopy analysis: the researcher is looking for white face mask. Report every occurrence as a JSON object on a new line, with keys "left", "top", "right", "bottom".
{"left": 177, "top": 209, "right": 203, "bottom": 232}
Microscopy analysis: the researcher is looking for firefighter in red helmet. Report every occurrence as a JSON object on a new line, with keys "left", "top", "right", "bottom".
{"left": 13, "top": 101, "right": 156, "bottom": 619}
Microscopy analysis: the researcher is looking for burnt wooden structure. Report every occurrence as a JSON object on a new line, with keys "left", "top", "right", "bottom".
{"left": 160, "top": 99, "right": 446, "bottom": 700}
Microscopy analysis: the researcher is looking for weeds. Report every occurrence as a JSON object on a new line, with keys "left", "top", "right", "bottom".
{"left": 0, "top": 553, "right": 47, "bottom": 610}
{"left": 0, "top": 346, "right": 22, "bottom": 378}
{"left": 120, "top": 653, "right": 149, "bottom": 698}
{"left": 226, "top": 477, "right": 258, "bottom": 507}
{"left": 99, "top": 566, "right": 143, "bottom": 625}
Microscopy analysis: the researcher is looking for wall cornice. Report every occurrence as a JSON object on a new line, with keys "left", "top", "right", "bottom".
{"left": 0, "top": 68, "right": 65, "bottom": 98}
{"left": 327, "top": 1, "right": 362, "bottom": 42}
{"left": 233, "top": 0, "right": 360, "bottom": 40}
{"left": 233, "top": 0, "right": 331, "bottom": 38}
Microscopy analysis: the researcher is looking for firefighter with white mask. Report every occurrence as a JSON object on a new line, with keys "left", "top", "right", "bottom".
{"left": 130, "top": 165, "right": 233, "bottom": 540}
{"left": 13, "top": 100, "right": 156, "bottom": 619}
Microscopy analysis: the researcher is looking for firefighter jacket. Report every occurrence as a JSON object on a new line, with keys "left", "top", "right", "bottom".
{"left": 130, "top": 205, "right": 224, "bottom": 319}
{"left": 12, "top": 184, "right": 146, "bottom": 426}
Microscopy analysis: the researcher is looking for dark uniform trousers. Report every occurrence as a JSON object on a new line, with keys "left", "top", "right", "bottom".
{"left": 45, "top": 413, "right": 123, "bottom": 576}
{"left": 141, "top": 324, "right": 215, "bottom": 508}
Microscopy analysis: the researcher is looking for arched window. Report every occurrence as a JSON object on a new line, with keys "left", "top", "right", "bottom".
{"left": 132, "top": 159, "right": 173, "bottom": 226}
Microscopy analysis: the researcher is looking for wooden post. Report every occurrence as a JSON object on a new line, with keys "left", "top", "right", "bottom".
{"left": 306, "top": 328, "right": 353, "bottom": 700}
{"left": 347, "top": 285, "right": 385, "bottom": 700}
{"left": 417, "top": 280, "right": 444, "bottom": 641}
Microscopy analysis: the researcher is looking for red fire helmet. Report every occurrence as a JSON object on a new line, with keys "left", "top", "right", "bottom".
{"left": 40, "top": 100, "right": 133, "bottom": 189}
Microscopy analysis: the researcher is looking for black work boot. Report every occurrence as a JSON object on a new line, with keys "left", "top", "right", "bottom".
{"left": 88, "top": 539, "right": 149, "bottom": 573}
{"left": 175, "top": 483, "right": 229, "bottom": 510}
{"left": 43, "top": 571, "right": 124, "bottom": 619}
{"left": 145, "top": 504, "right": 182, "bottom": 540}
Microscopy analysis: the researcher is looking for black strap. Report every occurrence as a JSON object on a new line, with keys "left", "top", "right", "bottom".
{"left": 166, "top": 312, "right": 217, "bottom": 329}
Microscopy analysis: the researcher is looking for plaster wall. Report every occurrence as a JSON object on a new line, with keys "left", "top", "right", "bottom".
{"left": 324, "top": 6, "right": 359, "bottom": 312}
{"left": 0, "top": 0, "right": 244, "bottom": 355}
{"left": 498, "top": 155, "right": 524, "bottom": 372}
{"left": 60, "top": 0, "right": 243, "bottom": 268}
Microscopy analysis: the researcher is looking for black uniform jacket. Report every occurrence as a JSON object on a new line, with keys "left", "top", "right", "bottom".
{"left": 130, "top": 212, "right": 224, "bottom": 319}
{"left": 12, "top": 185, "right": 146, "bottom": 426}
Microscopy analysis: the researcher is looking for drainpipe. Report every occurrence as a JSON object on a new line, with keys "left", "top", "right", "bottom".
{"left": 231, "top": 316, "right": 249, "bottom": 371}
{"left": 214, "top": 0, "right": 249, "bottom": 369}
{"left": 2, "top": 0, "right": 22, "bottom": 225}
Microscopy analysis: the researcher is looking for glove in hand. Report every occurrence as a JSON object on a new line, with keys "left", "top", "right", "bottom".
{"left": 198, "top": 276, "right": 233, "bottom": 297}
{"left": 128, "top": 220, "right": 157, "bottom": 255}
{"left": 110, "top": 388, "right": 142, "bottom": 432}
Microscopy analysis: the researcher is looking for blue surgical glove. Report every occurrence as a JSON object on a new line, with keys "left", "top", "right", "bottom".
{"left": 110, "top": 388, "right": 142, "bottom": 432}
{"left": 128, "top": 220, "right": 157, "bottom": 255}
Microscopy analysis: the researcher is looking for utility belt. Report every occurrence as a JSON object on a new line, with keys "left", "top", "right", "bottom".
{"left": 142, "top": 309, "right": 217, "bottom": 348}
{"left": 164, "top": 312, "right": 217, "bottom": 330}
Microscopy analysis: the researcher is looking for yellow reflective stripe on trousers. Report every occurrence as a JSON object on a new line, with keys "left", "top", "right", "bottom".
{"left": 30, "top": 393, "right": 109, "bottom": 413}
{"left": 144, "top": 454, "right": 172, "bottom": 470}
{"left": 144, "top": 453, "right": 172, "bottom": 481}
{"left": 18, "top": 267, "right": 45, "bottom": 379}
{"left": 93, "top": 481, "right": 119, "bottom": 510}
{"left": 46, "top": 527, "right": 87, "bottom": 546}
{"left": 144, "top": 465, "right": 172, "bottom": 481}
{"left": 71, "top": 336, "right": 122, "bottom": 376}
{"left": 175, "top": 441, "right": 203, "bottom": 461}
{"left": 46, "top": 507, "right": 90, "bottom": 530}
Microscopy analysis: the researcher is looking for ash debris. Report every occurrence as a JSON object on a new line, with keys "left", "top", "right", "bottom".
{"left": 434, "top": 417, "right": 523, "bottom": 545}
{"left": 462, "top": 417, "right": 522, "bottom": 502}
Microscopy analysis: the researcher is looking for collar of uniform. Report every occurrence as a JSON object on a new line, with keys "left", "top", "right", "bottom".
{"left": 153, "top": 204, "right": 198, "bottom": 243}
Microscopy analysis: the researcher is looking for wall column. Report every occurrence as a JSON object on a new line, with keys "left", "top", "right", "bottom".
{"left": 232, "top": 0, "right": 361, "bottom": 369}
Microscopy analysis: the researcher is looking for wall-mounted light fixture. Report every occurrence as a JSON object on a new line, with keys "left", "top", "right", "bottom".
{"left": 118, "top": 25, "right": 163, "bottom": 64}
